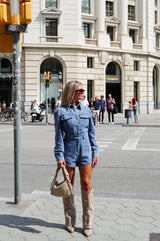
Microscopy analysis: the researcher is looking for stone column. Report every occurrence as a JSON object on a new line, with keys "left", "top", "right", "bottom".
{"left": 95, "top": 0, "right": 110, "bottom": 47}
{"left": 118, "top": 0, "right": 132, "bottom": 49}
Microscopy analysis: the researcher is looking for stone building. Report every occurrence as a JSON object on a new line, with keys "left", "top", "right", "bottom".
{"left": 1, "top": 0, "right": 160, "bottom": 113}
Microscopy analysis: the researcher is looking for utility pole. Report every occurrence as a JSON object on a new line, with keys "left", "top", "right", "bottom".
{"left": 10, "top": 0, "right": 22, "bottom": 205}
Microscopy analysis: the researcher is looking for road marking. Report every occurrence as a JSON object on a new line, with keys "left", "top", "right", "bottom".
{"left": 100, "top": 139, "right": 115, "bottom": 141}
{"left": 122, "top": 127, "right": 146, "bottom": 150}
{"left": 0, "top": 128, "right": 13, "bottom": 132}
{"left": 135, "top": 148, "right": 160, "bottom": 152}
{"left": 98, "top": 145, "right": 109, "bottom": 148}
{"left": 97, "top": 141, "right": 112, "bottom": 144}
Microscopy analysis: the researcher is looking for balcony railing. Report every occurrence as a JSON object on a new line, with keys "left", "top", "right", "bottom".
{"left": 41, "top": 36, "right": 62, "bottom": 43}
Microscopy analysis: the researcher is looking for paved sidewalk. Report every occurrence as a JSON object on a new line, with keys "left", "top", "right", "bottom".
{"left": 0, "top": 112, "right": 160, "bottom": 127}
{"left": 0, "top": 192, "right": 160, "bottom": 241}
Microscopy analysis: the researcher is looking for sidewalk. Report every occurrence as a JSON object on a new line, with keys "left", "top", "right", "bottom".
{"left": 0, "top": 112, "right": 160, "bottom": 128}
{"left": 0, "top": 192, "right": 160, "bottom": 241}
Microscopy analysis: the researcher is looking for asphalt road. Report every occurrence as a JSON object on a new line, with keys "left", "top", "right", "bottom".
{"left": 0, "top": 124, "right": 160, "bottom": 200}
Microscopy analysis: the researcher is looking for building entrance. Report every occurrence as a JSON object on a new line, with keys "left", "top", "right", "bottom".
{"left": 0, "top": 59, "right": 12, "bottom": 107}
{"left": 40, "top": 58, "right": 63, "bottom": 105}
{"left": 106, "top": 62, "right": 121, "bottom": 112}
{"left": 153, "top": 66, "right": 159, "bottom": 109}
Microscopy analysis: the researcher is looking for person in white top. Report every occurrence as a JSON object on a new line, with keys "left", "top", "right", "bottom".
{"left": 55, "top": 96, "right": 62, "bottom": 109}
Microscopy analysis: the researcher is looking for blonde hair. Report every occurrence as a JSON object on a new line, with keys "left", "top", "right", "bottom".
{"left": 61, "top": 81, "right": 82, "bottom": 106}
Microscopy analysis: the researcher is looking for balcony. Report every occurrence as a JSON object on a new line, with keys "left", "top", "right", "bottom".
{"left": 110, "top": 41, "right": 120, "bottom": 48}
{"left": 41, "top": 36, "right": 63, "bottom": 43}
{"left": 133, "top": 43, "right": 143, "bottom": 50}
{"left": 85, "top": 38, "right": 97, "bottom": 45}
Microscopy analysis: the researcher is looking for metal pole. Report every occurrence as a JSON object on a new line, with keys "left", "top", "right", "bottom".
{"left": 12, "top": 0, "right": 22, "bottom": 204}
{"left": 46, "top": 87, "right": 48, "bottom": 123}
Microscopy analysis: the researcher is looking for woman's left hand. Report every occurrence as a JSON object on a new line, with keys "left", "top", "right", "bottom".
{"left": 92, "top": 157, "right": 99, "bottom": 168}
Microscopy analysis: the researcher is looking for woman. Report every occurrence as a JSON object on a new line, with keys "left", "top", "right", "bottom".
{"left": 106, "top": 94, "right": 116, "bottom": 125}
{"left": 54, "top": 81, "right": 99, "bottom": 237}
{"left": 132, "top": 97, "right": 139, "bottom": 124}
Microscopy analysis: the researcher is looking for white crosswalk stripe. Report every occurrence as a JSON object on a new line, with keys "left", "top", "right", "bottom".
{"left": 97, "top": 139, "right": 115, "bottom": 152}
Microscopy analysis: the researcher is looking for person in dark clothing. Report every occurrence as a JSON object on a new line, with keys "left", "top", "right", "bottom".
{"left": 93, "top": 97, "right": 100, "bottom": 126}
{"left": 99, "top": 95, "right": 106, "bottom": 124}
{"left": 51, "top": 97, "right": 55, "bottom": 114}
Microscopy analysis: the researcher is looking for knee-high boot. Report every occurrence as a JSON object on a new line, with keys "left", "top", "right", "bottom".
{"left": 81, "top": 188, "right": 93, "bottom": 237}
{"left": 63, "top": 194, "right": 76, "bottom": 233}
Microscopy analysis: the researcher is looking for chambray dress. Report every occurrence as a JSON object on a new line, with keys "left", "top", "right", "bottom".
{"left": 54, "top": 104, "right": 99, "bottom": 167}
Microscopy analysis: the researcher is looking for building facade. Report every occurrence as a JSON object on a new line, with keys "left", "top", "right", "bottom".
{"left": 1, "top": 0, "right": 160, "bottom": 113}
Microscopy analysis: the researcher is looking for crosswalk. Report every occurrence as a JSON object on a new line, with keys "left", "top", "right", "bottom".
{"left": 97, "top": 138, "right": 115, "bottom": 152}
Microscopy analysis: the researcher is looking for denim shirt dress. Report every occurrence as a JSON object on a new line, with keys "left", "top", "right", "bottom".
{"left": 54, "top": 104, "right": 99, "bottom": 167}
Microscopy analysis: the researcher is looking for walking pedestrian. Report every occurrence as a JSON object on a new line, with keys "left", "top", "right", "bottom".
{"left": 132, "top": 97, "right": 139, "bottom": 124}
{"left": 106, "top": 94, "right": 116, "bottom": 125}
{"left": 54, "top": 80, "right": 99, "bottom": 237}
{"left": 99, "top": 95, "right": 106, "bottom": 124}
{"left": 55, "top": 96, "right": 61, "bottom": 109}
{"left": 93, "top": 97, "right": 100, "bottom": 126}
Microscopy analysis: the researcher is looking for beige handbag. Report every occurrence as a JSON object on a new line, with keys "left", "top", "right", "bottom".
{"left": 50, "top": 165, "right": 73, "bottom": 197}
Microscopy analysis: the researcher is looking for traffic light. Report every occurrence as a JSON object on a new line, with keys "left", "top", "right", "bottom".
{"left": 46, "top": 78, "right": 50, "bottom": 88}
{"left": 44, "top": 71, "right": 46, "bottom": 86}
{"left": 19, "top": 0, "right": 31, "bottom": 24}
{"left": 0, "top": 0, "right": 11, "bottom": 25}
{"left": 48, "top": 71, "right": 51, "bottom": 86}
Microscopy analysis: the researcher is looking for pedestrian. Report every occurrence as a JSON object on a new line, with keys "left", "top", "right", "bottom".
{"left": 55, "top": 96, "right": 61, "bottom": 109}
{"left": 129, "top": 101, "right": 132, "bottom": 117}
{"left": 79, "top": 95, "right": 89, "bottom": 107}
{"left": 132, "top": 97, "right": 139, "bottom": 124}
{"left": 106, "top": 94, "right": 116, "bottom": 125}
{"left": 89, "top": 98, "right": 93, "bottom": 109}
{"left": 54, "top": 80, "right": 99, "bottom": 237}
{"left": 93, "top": 97, "right": 100, "bottom": 126}
{"left": 2, "top": 100, "right": 6, "bottom": 112}
{"left": 51, "top": 97, "right": 55, "bottom": 114}
{"left": 0, "top": 101, "right": 2, "bottom": 113}
{"left": 99, "top": 95, "right": 106, "bottom": 124}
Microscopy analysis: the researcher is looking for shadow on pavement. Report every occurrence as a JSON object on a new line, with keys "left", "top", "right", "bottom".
{"left": 0, "top": 214, "right": 66, "bottom": 233}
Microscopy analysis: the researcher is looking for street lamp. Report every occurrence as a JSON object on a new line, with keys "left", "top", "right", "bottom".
{"left": 58, "top": 71, "right": 63, "bottom": 81}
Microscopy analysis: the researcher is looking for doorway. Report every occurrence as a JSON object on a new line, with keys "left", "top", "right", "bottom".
{"left": 0, "top": 59, "right": 12, "bottom": 106}
{"left": 106, "top": 62, "right": 121, "bottom": 112}
{"left": 153, "top": 66, "right": 159, "bottom": 109}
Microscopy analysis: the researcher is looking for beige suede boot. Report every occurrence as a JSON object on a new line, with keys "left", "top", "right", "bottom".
{"left": 81, "top": 188, "right": 93, "bottom": 237}
{"left": 63, "top": 194, "right": 76, "bottom": 233}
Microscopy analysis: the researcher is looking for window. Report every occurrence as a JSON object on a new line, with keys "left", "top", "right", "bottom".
{"left": 46, "top": 19, "right": 57, "bottom": 36}
{"left": 82, "top": 0, "right": 90, "bottom": 14}
{"left": 87, "top": 57, "right": 93, "bottom": 68}
{"left": 106, "top": 1, "right": 114, "bottom": 17}
{"left": 155, "top": 0, "right": 158, "bottom": 24}
{"left": 107, "top": 26, "right": 114, "bottom": 41}
{"left": 134, "top": 61, "right": 139, "bottom": 71}
{"left": 134, "top": 82, "right": 139, "bottom": 102}
{"left": 87, "top": 80, "right": 93, "bottom": 101}
{"left": 83, "top": 23, "right": 90, "bottom": 38}
{"left": 156, "top": 33, "right": 160, "bottom": 48}
{"left": 45, "top": 0, "right": 57, "bottom": 8}
{"left": 128, "top": 5, "right": 135, "bottom": 21}
{"left": 129, "top": 29, "right": 136, "bottom": 43}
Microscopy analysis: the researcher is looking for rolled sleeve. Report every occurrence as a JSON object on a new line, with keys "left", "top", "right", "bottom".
{"left": 88, "top": 110, "right": 99, "bottom": 157}
{"left": 54, "top": 109, "right": 64, "bottom": 161}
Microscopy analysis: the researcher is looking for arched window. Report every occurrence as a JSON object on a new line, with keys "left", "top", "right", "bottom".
{"left": 0, "top": 58, "right": 12, "bottom": 74}
{"left": 40, "top": 58, "right": 63, "bottom": 103}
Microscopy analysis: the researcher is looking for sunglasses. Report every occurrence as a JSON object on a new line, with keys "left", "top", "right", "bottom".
{"left": 75, "top": 89, "right": 85, "bottom": 93}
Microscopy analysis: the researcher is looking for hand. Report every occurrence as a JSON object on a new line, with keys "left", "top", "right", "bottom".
{"left": 57, "top": 160, "right": 66, "bottom": 168}
{"left": 92, "top": 157, "right": 99, "bottom": 168}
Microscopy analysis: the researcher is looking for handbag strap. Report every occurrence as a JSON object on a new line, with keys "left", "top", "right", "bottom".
{"left": 54, "top": 165, "right": 71, "bottom": 183}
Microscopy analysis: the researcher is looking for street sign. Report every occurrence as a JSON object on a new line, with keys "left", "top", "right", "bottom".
{"left": 5, "top": 24, "right": 27, "bottom": 32}
{"left": 58, "top": 83, "right": 63, "bottom": 90}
